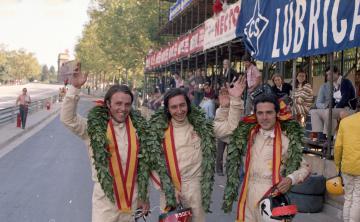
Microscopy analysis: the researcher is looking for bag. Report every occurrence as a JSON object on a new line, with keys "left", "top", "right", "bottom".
{"left": 250, "top": 84, "right": 273, "bottom": 100}
{"left": 16, "top": 113, "right": 21, "bottom": 128}
{"left": 290, "top": 174, "right": 326, "bottom": 195}
{"left": 288, "top": 174, "right": 326, "bottom": 213}
{"left": 287, "top": 192, "right": 324, "bottom": 213}
{"left": 159, "top": 204, "right": 192, "bottom": 222}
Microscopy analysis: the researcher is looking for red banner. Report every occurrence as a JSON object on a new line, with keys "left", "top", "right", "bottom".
{"left": 145, "top": 24, "right": 206, "bottom": 70}
{"left": 189, "top": 25, "right": 205, "bottom": 54}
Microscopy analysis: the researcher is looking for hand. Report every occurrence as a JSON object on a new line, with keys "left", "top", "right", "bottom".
{"left": 228, "top": 75, "right": 246, "bottom": 98}
{"left": 219, "top": 87, "right": 230, "bottom": 108}
{"left": 277, "top": 177, "right": 293, "bottom": 193}
{"left": 137, "top": 200, "right": 150, "bottom": 216}
{"left": 70, "top": 63, "right": 88, "bottom": 89}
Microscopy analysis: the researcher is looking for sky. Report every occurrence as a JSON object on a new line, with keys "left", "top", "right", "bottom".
{"left": 0, "top": 0, "right": 91, "bottom": 69}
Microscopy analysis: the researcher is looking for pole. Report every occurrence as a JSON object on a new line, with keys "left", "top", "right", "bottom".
{"left": 340, "top": 50, "right": 344, "bottom": 75}
{"left": 228, "top": 42, "right": 232, "bottom": 83}
{"left": 326, "top": 53, "right": 334, "bottom": 159}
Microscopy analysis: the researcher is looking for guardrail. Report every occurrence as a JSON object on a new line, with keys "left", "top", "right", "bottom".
{"left": 0, "top": 95, "right": 59, "bottom": 126}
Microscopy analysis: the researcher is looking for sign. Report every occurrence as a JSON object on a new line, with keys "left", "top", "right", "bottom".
{"left": 204, "top": 1, "right": 241, "bottom": 50}
{"left": 236, "top": 0, "right": 360, "bottom": 62}
{"left": 189, "top": 25, "right": 205, "bottom": 53}
{"left": 177, "top": 35, "right": 190, "bottom": 58}
{"left": 169, "top": 0, "right": 193, "bottom": 21}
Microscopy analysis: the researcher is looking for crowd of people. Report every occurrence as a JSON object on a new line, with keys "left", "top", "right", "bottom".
{"left": 59, "top": 58, "right": 359, "bottom": 222}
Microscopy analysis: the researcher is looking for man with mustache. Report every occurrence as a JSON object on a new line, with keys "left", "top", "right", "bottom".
{"left": 60, "top": 67, "right": 149, "bottom": 222}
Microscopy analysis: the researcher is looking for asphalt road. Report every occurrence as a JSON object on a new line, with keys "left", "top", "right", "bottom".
{"left": 0, "top": 97, "right": 341, "bottom": 222}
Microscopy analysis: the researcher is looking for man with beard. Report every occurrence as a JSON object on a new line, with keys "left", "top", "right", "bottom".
{"left": 60, "top": 68, "right": 149, "bottom": 222}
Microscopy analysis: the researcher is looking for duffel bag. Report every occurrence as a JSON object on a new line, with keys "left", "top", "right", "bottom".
{"left": 290, "top": 174, "right": 326, "bottom": 195}
{"left": 288, "top": 192, "right": 324, "bottom": 213}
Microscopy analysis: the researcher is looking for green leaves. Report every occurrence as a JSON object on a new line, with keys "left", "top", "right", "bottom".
{"left": 145, "top": 106, "right": 216, "bottom": 211}
{"left": 87, "top": 106, "right": 151, "bottom": 205}
{"left": 222, "top": 120, "right": 304, "bottom": 213}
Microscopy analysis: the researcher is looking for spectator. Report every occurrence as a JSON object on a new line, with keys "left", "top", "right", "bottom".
{"left": 292, "top": 70, "right": 313, "bottom": 125}
{"left": 334, "top": 104, "right": 360, "bottom": 222}
{"left": 271, "top": 73, "right": 292, "bottom": 100}
{"left": 339, "top": 69, "right": 360, "bottom": 119}
{"left": 192, "top": 69, "right": 206, "bottom": 106}
{"left": 169, "top": 73, "right": 176, "bottom": 88}
{"left": 16, "top": 88, "right": 31, "bottom": 129}
{"left": 309, "top": 73, "right": 332, "bottom": 141}
{"left": 174, "top": 72, "right": 184, "bottom": 88}
{"left": 310, "top": 66, "right": 356, "bottom": 139}
{"left": 199, "top": 82, "right": 215, "bottom": 119}
{"left": 158, "top": 73, "right": 166, "bottom": 94}
{"left": 242, "top": 55, "right": 261, "bottom": 115}
{"left": 222, "top": 59, "right": 239, "bottom": 85}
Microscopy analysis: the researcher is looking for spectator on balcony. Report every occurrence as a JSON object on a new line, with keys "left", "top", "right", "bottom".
{"left": 271, "top": 73, "right": 292, "bottom": 100}
{"left": 310, "top": 66, "right": 356, "bottom": 139}
{"left": 199, "top": 82, "right": 215, "bottom": 119}
{"left": 292, "top": 70, "right": 313, "bottom": 125}
{"left": 16, "top": 88, "right": 31, "bottom": 129}
{"left": 309, "top": 73, "right": 332, "bottom": 141}
{"left": 242, "top": 55, "right": 261, "bottom": 115}
{"left": 174, "top": 72, "right": 184, "bottom": 88}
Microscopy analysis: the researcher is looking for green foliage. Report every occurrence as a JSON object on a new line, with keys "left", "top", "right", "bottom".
{"left": 222, "top": 120, "right": 304, "bottom": 213}
{"left": 75, "top": 0, "right": 164, "bottom": 88}
{"left": 0, "top": 46, "right": 41, "bottom": 83}
{"left": 145, "top": 106, "right": 216, "bottom": 212}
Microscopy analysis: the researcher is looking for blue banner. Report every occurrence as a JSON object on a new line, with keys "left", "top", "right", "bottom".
{"left": 236, "top": 0, "right": 360, "bottom": 62}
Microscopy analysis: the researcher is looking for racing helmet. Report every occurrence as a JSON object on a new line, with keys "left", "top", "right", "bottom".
{"left": 259, "top": 193, "right": 297, "bottom": 222}
{"left": 326, "top": 175, "right": 344, "bottom": 195}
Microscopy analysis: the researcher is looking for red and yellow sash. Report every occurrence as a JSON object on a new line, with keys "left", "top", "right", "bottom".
{"left": 236, "top": 122, "right": 283, "bottom": 222}
{"left": 107, "top": 117, "right": 139, "bottom": 212}
{"left": 163, "top": 122, "right": 182, "bottom": 191}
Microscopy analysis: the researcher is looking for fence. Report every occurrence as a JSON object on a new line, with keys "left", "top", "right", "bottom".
{"left": 0, "top": 95, "right": 59, "bottom": 126}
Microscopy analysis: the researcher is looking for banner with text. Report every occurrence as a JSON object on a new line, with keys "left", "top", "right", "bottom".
{"left": 169, "top": 0, "right": 193, "bottom": 21}
{"left": 236, "top": 0, "right": 360, "bottom": 62}
{"left": 204, "top": 1, "right": 241, "bottom": 50}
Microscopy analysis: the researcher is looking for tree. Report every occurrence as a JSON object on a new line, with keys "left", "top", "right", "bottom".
{"left": 41, "top": 65, "right": 50, "bottom": 82}
{"left": 75, "top": 0, "right": 164, "bottom": 89}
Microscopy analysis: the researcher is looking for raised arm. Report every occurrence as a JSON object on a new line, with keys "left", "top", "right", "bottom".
{"left": 60, "top": 65, "right": 89, "bottom": 140}
{"left": 214, "top": 76, "right": 246, "bottom": 139}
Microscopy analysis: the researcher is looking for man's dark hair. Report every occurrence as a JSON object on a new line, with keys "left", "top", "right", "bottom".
{"left": 325, "top": 66, "right": 339, "bottom": 74}
{"left": 104, "top": 84, "right": 133, "bottom": 106}
{"left": 163, "top": 88, "right": 191, "bottom": 120}
{"left": 253, "top": 94, "right": 280, "bottom": 114}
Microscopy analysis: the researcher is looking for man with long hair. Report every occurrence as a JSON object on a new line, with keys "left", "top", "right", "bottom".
{"left": 146, "top": 87, "right": 217, "bottom": 222}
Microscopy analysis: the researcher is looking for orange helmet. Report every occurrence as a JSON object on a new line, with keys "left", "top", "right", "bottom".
{"left": 326, "top": 175, "right": 344, "bottom": 195}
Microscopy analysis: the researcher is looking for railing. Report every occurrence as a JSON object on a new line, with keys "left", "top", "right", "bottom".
{"left": 0, "top": 95, "right": 59, "bottom": 126}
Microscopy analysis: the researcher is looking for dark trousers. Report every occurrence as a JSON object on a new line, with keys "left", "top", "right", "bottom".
{"left": 216, "top": 140, "right": 227, "bottom": 173}
{"left": 19, "top": 105, "right": 28, "bottom": 129}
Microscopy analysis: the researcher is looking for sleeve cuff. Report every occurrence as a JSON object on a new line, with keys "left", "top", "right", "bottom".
{"left": 287, "top": 175, "right": 296, "bottom": 185}
{"left": 230, "top": 96, "right": 243, "bottom": 106}
{"left": 67, "top": 86, "right": 81, "bottom": 96}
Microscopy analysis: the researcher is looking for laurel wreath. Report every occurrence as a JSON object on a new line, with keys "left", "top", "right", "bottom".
{"left": 143, "top": 106, "right": 217, "bottom": 212}
{"left": 87, "top": 105, "right": 149, "bottom": 204}
{"left": 222, "top": 120, "right": 304, "bottom": 212}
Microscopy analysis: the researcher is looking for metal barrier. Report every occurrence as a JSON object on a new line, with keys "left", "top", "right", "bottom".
{"left": 0, "top": 95, "right": 59, "bottom": 126}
